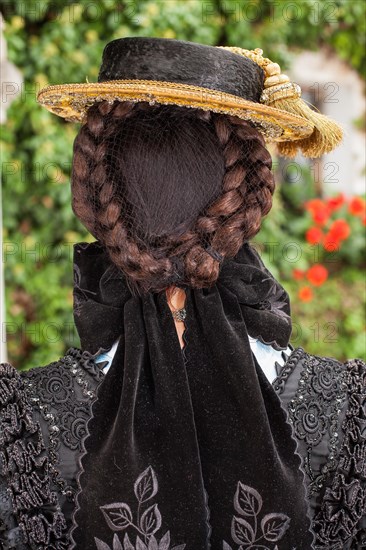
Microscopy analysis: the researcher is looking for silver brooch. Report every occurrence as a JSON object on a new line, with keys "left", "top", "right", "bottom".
{"left": 171, "top": 307, "right": 187, "bottom": 322}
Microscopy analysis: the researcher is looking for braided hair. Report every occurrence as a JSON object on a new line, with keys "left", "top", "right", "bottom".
{"left": 71, "top": 100, "right": 275, "bottom": 296}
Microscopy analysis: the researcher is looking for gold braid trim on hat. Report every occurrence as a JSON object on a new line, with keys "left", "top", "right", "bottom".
{"left": 217, "top": 46, "right": 344, "bottom": 158}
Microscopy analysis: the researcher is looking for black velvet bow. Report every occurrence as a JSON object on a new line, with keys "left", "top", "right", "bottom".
{"left": 73, "top": 240, "right": 292, "bottom": 356}
{"left": 70, "top": 241, "right": 313, "bottom": 550}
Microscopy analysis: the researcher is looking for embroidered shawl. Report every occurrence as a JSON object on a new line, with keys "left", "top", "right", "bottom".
{"left": 68, "top": 240, "right": 314, "bottom": 549}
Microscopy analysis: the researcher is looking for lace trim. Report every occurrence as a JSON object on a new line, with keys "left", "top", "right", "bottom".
{"left": 312, "top": 357, "right": 366, "bottom": 549}
{"left": 0, "top": 350, "right": 104, "bottom": 549}
{"left": 271, "top": 347, "right": 316, "bottom": 548}
{"left": 248, "top": 332, "right": 292, "bottom": 352}
{"left": 65, "top": 347, "right": 105, "bottom": 383}
{"left": 275, "top": 348, "right": 348, "bottom": 548}
{"left": 272, "top": 346, "right": 305, "bottom": 393}
{"left": 2, "top": 348, "right": 363, "bottom": 549}
{"left": 291, "top": 354, "right": 347, "bottom": 496}
{"left": 68, "top": 349, "right": 111, "bottom": 549}
{"left": 274, "top": 350, "right": 366, "bottom": 548}
{"left": 0, "top": 362, "right": 69, "bottom": 549}
{"left": 21, "top": 349, "right": 103, "bottom": 490}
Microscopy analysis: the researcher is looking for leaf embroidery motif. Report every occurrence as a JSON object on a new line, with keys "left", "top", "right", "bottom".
{"left": 95, "top": 466, "right": 186, "bottom": 550}
{"left": 140, "top": 504, "right": 162, "bottom": 535}
{"left": 224, "top": 482, "right": 291, "bottom": 550}
{"left": 261, "top": 514, "right": 291, "bottom": 542}
{"left": 234, "top": 482, "right": 263, "bottom": 516}
{"left": 134, "top": 466, "right": 158, "bottom": 503}
{"left": 100, "top": 503, "right": 133, "bottom": 530}
{"left": 231, "top": 516, "right": 255, "bottom": 544}
{"left": 112, "top": 533, "right": 123, "bottom": 550}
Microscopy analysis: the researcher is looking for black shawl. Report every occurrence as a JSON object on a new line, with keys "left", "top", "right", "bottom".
{"left": 69, "top": 240, "right": 314, "bottom": 549}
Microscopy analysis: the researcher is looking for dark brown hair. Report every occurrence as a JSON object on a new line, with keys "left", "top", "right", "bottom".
{"left": 71, "top": 100, "right": 275, "bottom": 296}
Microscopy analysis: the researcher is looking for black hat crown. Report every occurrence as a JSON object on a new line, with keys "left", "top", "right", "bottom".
{"left": 98, "top": 37, "right": 265, "bottom": 104}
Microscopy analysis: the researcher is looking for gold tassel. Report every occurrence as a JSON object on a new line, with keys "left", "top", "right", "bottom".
{"left": 217, "top": 46, "right": 344, "bottom": 158}
{"left": 272, "top": 96, "right": 344, "bottom": 158}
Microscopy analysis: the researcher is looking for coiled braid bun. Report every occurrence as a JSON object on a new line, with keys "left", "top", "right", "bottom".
{"left": 71, "top": 100, "right": 275, "bottom": 296}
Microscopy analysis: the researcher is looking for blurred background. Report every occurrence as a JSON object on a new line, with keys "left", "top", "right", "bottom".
{"left": 0, "top": 0, "right": 365, "bottom": 369}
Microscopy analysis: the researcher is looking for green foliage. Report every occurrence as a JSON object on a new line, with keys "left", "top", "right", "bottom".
{"left": 253, "top": 183, "right": 366, "bottom": 361}
{"left": 222, "top": 0, "right": 366, "bottom": 78}
{"left": 286, "top": 269, "right": 366, "bottom": 361}
{"left": 1, "top": 0, "right": 365, "bottom": 369}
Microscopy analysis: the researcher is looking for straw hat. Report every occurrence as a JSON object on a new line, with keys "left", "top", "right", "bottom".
{"left": 36, "top": 37, "right": 344, "bottom": 158}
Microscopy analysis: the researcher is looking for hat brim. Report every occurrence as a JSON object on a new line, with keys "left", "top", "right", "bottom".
{"left": 36, "top": 79, "right": 314, "bottom": 142}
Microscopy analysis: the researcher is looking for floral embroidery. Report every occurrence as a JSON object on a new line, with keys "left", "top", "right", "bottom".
{"left": 2, "top": 349, "right": 365, "bottom": 549}
{"left": 223, "top": 482, "right": 290, "bottom": 550}
{"left": 311, "top": 361, "right": 341, "bottom": 401}
{"left": 293, "top": 400, "right": 327, "bottom": 445}
{"left": 275, "top": 351, "right": 366, "bottom": 548}
{"left": 36, "top": 365, "right": 74, "bottom": 405}
{"left": 0, "top": 349, "right": 104, "bottom": 549}
{"left": 275, "top": 351, "right": 348, "bottom": 495}
{"left": 59, "top": 403, "right": 90, "bottom": 451}
{"left": 95, "top": 466, "right": 186, "bottom": 550}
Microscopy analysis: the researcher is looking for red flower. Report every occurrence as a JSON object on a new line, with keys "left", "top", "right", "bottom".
{"left": 292, "top": 268, "right": 305, "bottom": 280}
{"left": 305, "top": 199, "right": 324, "bottom": 212}
{"left": 327, "top": 193, "right": 346, "bottom": 211}
{"left": 314, "top": 208, "right": 330, "bottom": 225}
{"left": 299, "top": 286, "right": 313, "bottom": 302}
{"left": 323, "top": 233, "right": 340, "bottom": 252}
{"left": 304, "top": 199, "right": 330, "bottom": 226}
{"left": 306, "top": 264, "right": 328, "bottom": 287}
{"left": 328, "top": 219, "right": 351, "bottom": 241}
{"left": 306, "top": 226, "right": 324, "bottom": 244}
{"left": 348, "top": 196, "right": 366, "bottom": 216}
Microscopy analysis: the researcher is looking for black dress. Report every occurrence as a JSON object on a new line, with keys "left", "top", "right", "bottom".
{"left": 1, "top": 241, "right": 365, "bottom": 549}
{"left": 0, "top": 345, "right": 365, "bottom": 549}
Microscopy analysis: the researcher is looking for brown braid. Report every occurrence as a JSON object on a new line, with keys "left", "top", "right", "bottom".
{"left": 71, "top": 100, "right": 275, "bottom": 296}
